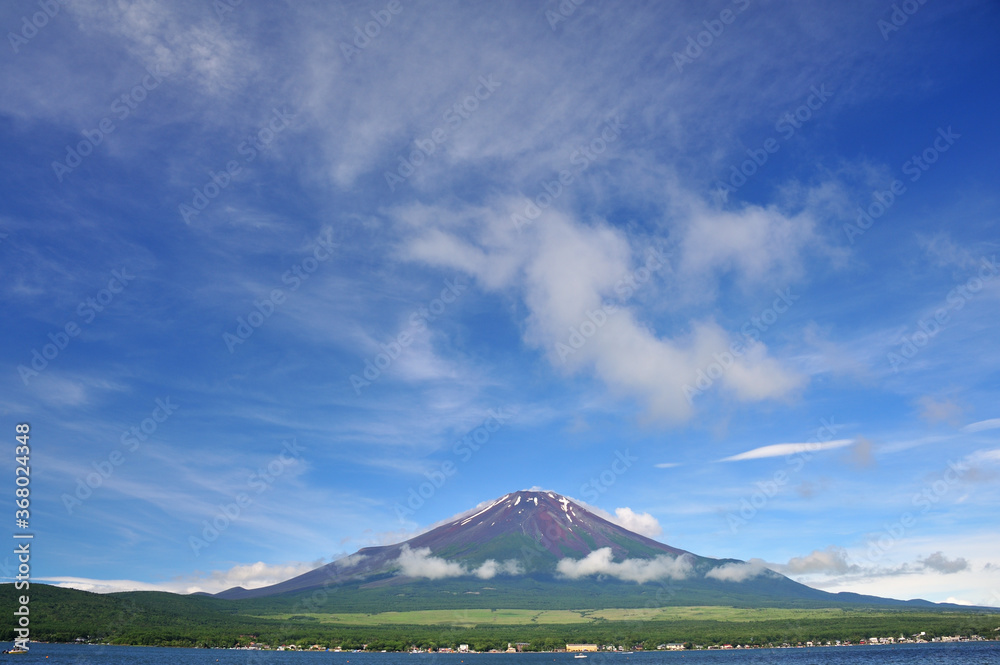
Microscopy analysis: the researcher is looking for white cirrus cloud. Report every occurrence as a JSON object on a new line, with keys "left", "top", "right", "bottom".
{"left": 962, "top": 418, "right": 1000, "bottom": 433}
{"left": 720, "top": 439, "right": 854, "bottom": 462}
{"left": 965, "top": 448, "right": 1000, "bottom": 466}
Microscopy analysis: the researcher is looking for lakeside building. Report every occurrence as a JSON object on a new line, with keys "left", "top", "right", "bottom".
{"left": 567, "top": 644, "right": 599, "bottom": 652}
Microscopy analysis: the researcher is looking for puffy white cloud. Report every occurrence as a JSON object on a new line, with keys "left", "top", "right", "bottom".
{"left": 578, "top": 502, "right": 663, "bottom": 538}
{"left": 919, "top": 552, "right": 969, "bottom": 574}
{"left": 795, "top": 536, "right": 1000, "bottom": 605}
{"left": 397, "top": 545, "right": 467, "bottom": 579}
{"left": 399, "top": 203, "right": 806, "bottom": 423}
{"left": 705, "top": 559, "right": 769, "bottom": 582}
{"left": 46, "top": 577, "right": 173, "bottom": 594}
{"left": 46, "top": 551, "right": 514, "bottom": 594}
{"left": 777, "top": 547, "right": 856, "bottom": 575}
{"left": 200, "top": 559, "right": 332, "bottom": 589}
{"left": 474, "top": 559, "right": 524, "bottom": 579}
{"left": 678, "top": 202, "right": 817, "bottom": 286}
{"left": 607, "top": 507, "right": 663, "bottom": 538}
{"left": 44, "top": 558, "right": 335, "bottom": 595}
{"left": 556, "top": 547, "right": 693, "bottom": 583}
{"left": 396, "top": 545, "right": 521, "bottom": 580}
{"left": 330, "top": 553, "right": 370, "bottom": 573}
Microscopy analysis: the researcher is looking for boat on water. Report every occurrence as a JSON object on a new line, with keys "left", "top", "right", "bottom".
{"left": 2, "top": 649, "right": 28, "bottom": 655}
{"left": 574, "top": 655, "right": 588, "bottom": 659}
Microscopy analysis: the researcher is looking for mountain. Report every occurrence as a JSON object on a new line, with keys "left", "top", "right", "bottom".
{"left": 4, "top": 497, "right": 993, "bottom": 649}
{"left": 215, "top": 489, "right": 949, "bottom": 610}
{"left": 219, "top": 489, "right": 692, "bottom": 599}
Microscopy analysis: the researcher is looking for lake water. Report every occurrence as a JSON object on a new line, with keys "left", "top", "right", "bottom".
{"left": 7, "top": 642, "right": 997, "bottom": 664}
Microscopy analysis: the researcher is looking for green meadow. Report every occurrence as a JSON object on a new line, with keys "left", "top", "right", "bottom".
{"left": 260, "top": 606, "right": 855, "bottom": 626}
{"left": 3, "top": 584, "right": 997, "bottom": 650}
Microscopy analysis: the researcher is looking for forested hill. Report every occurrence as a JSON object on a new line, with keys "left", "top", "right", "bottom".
{"left": 3, "top": 583, "right": 998, "bottom": 651}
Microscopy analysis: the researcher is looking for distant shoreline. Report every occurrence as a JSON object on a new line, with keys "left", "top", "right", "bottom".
{"left": 24, "top": 638, "right": 997, "bottom": 653}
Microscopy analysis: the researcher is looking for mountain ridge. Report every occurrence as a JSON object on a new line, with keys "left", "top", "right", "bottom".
{"left": 213, "top": 489, "right": 957, "bottom": 610}
{"left": 217, "top": 489, "right": 697, "bottom": 599}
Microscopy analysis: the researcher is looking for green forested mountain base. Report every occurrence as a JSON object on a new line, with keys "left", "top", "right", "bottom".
{"left": 3, "top": 584, "right": 997, "bottom": 650}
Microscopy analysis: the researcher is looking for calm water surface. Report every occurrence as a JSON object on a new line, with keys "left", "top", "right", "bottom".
{"left": 8, "top": 642, "right": 998, "bottom": 665}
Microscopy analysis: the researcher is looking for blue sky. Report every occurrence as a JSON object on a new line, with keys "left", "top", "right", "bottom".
{"left": 2, "top": 0, "right": 999, "bottom": 606}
